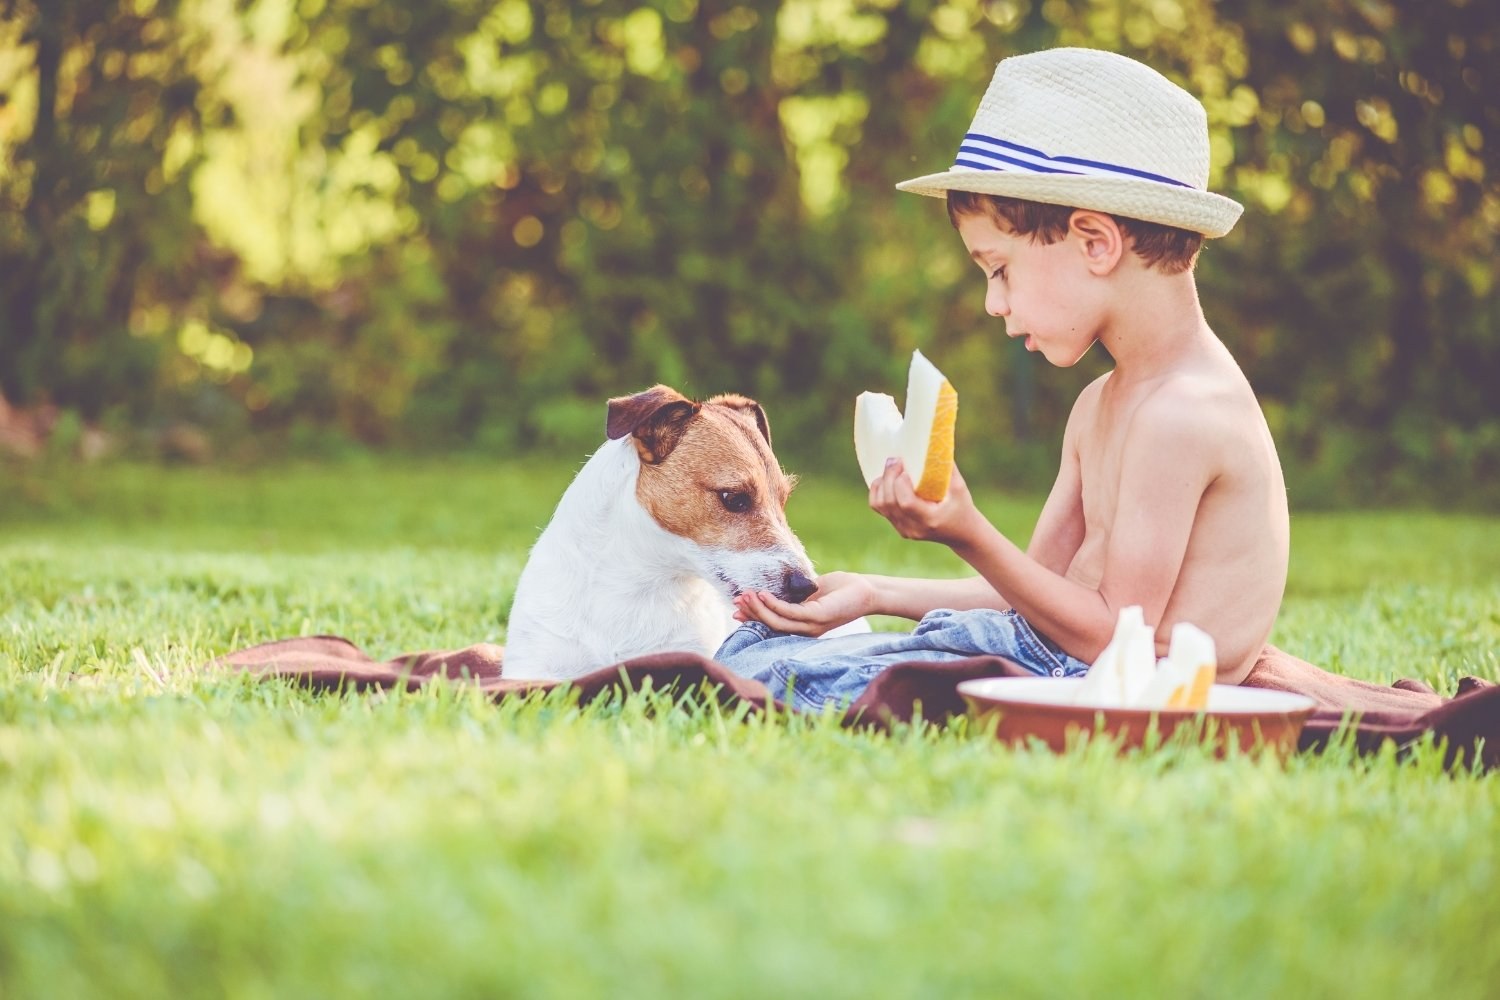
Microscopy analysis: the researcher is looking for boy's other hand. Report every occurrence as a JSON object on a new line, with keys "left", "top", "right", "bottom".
{"left": 871, "top": 459, "right": 985, "bottom": 547}
{"left": 732, "top": 571, "right": 875, "bottom": 637}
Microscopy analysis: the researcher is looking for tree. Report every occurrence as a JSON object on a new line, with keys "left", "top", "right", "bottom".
{"left": 1218, "top": 0, "right": 1500, "bottom": 490}
{"left": 0, "top": 0, "right": 233, "bottom": 417}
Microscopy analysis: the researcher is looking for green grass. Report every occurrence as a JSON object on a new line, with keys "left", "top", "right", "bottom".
{"left": 3, "top": 457, "right": 1499, "bottom": 999}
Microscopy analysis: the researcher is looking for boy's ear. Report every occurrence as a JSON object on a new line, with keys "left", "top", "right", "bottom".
{"left": 1068, "top": 210, "right": 1124, "bottom": 275}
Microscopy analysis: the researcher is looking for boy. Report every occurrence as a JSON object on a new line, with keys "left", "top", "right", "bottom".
{"left": 715, "top": 48, "right": 1289, "bottom": 711}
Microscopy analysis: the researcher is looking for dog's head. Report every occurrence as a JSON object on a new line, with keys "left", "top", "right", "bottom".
{"left": 606, "top": 385, "right": 817, "bottom": 604}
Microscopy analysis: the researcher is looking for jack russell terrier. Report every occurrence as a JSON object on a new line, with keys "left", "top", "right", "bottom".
{"left": 502, "top": 385, "right": 825, "bottom": 681}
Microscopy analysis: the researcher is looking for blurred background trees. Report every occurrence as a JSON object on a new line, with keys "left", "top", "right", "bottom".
{"left": 1, "top": 0, "right": 1496, "bottom": 504}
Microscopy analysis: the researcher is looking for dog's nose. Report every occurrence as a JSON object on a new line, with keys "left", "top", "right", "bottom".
{"left": 783, "top": 569, "right": 817, "bottom": 604}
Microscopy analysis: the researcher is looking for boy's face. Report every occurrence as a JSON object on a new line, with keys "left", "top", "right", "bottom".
{"left": 954, "top": 209, "right": 1102, "bottom": 367}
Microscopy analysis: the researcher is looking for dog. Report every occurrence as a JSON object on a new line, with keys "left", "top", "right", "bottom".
{"left": 502, "top": 385, "right": 820, "bottom": 681}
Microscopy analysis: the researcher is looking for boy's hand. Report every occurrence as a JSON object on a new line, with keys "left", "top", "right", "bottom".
{"left": 871, "top": 459, "right": 986, "bottom": 547}
{"left": 732, "top": 571, "right": 875, "bottom": 637}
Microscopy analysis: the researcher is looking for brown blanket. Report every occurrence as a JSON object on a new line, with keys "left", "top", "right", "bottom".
{"left": 211, "top": 638, "right": 1499, "bottom": 769}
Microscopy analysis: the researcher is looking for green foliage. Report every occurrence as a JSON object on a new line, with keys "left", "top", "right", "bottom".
{"left": 0, "top": 0, "right": 233, "bottom": 415}
{"left": 2, "top": 458, "right": 1499, "bottom": 998}
{"left": 1, "top": 0, "right": 1497, "bottom": 503}
{"left": 1214, "top": 0, "right": 1500, "bottom": 497}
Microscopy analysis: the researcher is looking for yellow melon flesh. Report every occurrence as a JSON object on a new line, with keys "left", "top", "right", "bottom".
{"left": 1164, "top": 666, "right": 1214, "bottom": 710}
{"left": 854, "top": 350, "right": 959, "bottom": 502}
{"left": 1186, "top": 663, "right": 1215, "bottom": 708}
{"left": 1157, "top": 623, "right": 1217, "bottom": 710}
{"left": 1127, "top": 619, "right": 1218, "bottom": 710}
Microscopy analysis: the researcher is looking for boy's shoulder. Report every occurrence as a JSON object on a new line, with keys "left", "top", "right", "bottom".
{"left": 1070, "top": 371, "right": 1112, "bottom": 415}
{"left": 1072, "top": 359, "right": 1266, "bottom": 465}
{"left": 1070, "top": 366, "right": 1236, "bottom": 418}
{"left": 1144, "top": 363, "right": 1250, "bottom": 411}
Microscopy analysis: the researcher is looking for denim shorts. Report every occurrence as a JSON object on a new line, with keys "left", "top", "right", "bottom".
{"left": 714, "top": 607, "right": 1091, "bottom": 713}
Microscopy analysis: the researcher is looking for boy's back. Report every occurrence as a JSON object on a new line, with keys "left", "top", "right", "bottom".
{"left": 1066, "top": 339, "right": 1288, "bottom": 681}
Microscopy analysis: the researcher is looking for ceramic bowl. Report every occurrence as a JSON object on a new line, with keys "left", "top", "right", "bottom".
{"left": 957, "top": 676, "right": 1318, "bottom": 755}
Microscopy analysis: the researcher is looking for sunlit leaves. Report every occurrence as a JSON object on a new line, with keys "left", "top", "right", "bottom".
{"left": 779, "top": 92, "right": 868, "bottom": 216}
{"left": 0, "top": 0, "right": 1496, "bottom": 500}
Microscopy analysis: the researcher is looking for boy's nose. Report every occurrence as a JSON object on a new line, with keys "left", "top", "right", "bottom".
{"left": 986, "top": 286, "right": 1008, "bottom": 317}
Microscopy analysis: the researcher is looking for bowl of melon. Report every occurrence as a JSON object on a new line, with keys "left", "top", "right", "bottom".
{"left": 959, "top": 609, "right": 1318, "bottom": 756}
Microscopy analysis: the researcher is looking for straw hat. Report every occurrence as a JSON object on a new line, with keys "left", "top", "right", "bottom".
{"left": 896, "top": 48, "right": 1243, "bottom": 237}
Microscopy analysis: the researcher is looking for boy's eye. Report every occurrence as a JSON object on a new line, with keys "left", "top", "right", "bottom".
{"left": 717, "top": 490, "right": 754, "bottom": 513}
{"left": 989, "top": 265, "right": 1007, "bottom": 281}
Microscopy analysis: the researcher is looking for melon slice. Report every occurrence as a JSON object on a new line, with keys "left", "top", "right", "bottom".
{"left": 1137, "top": 622, "right": 1217, "bottom": 710}
{"left": 1074, "top": 605, "right": 1156, "bottom": 708}
{"left": 853, "top": 349, "right": 959, "bottom": 502}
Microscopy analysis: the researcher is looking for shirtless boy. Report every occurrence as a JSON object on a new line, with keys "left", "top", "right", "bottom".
{"left": 715, "top": 48, "right": 1290, "bottom": 710}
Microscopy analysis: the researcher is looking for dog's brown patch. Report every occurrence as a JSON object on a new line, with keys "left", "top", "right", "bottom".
{"left": 633, "top": 396, "right": 796, "bottom": 552}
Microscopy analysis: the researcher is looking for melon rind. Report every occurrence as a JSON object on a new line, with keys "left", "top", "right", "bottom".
{"left": 912, "top": 379, "right": 957, "bottom": 502}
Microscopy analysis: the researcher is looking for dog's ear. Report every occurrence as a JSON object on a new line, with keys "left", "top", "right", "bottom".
{"left": 606, "top": 385, "right": 701, "bottom": 464}
{"left": 708, "top": 393, "right": 771, "bottom": 446}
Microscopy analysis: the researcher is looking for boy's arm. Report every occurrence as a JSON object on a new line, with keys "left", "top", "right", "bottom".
{"left": 862, "top": 401, "right": 1089, "bottom": 617}
{"left": 733, "top": 569, "right": 1007, "bottom": 636}
{"left": 861, "top": 574, "right": 1006, "bottom": 619}
{"left": 738, "top": 388, "right": 1090, "bottom": 636}
{"left": 879, "top": 418, "right": 1087, "bottom": 616}
{"left": 877, "top": 392, "right": 1219, "bottom": 663}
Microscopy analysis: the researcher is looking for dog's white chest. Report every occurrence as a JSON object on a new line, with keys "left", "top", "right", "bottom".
{"left": 502, "top": 441, "right": 735, "bottom": 680}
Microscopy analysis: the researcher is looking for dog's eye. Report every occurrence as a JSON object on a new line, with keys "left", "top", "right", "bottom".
{"left": 718, "top": 490, "right": 754, "bottom": 513}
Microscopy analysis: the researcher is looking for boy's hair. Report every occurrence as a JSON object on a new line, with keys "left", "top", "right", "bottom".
{"left": 946, "top": 190, "right": 1204, "bottom": 274}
